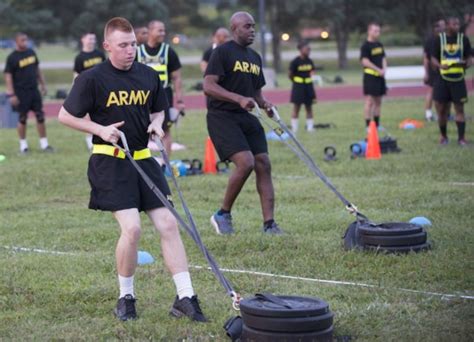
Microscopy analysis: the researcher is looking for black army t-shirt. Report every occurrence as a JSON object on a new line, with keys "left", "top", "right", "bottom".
{"left": 289, "top": 56, "right": 315, "bottom": 79}
{"left": 74, "top": 49, "right": 106, "bottom": 74}
{"left": 202, "top": 46, "right": 213, "bottom": 63}
{"left": 205, "top": 40, "right": 266, "bottom": 114}
{"left": 63, "top": 60, "right": 169, "bottom": 150}
{"left": 360, "top": 41, "right": 385, "bottom": 68}
{"left": 4, "top": 49, "right": 39, "bottom": 90}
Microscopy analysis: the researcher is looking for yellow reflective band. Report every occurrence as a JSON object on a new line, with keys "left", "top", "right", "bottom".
{"left": 92, "top": 145, "right": 151, "bottom": 160}
{"left": 293, "top": 76, "right": 313, "bottom": 84}
{"left": 364, "top": 68, "right": 381, "bottom": 77}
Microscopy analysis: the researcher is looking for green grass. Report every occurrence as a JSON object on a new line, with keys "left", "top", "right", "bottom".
{"left": 1, "top": 97, "right": 474, "bottom": 340}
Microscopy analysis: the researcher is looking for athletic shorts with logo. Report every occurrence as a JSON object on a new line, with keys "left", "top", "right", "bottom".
{"left": 363, "top": 74, "right": 387, "bottom": 96}
{"left": 433, "top": 76, "right": 468, "bottom": 104}
{"left": 207, "top": 111, "right": 268, "bottom": 161}
{"left": 291, "top": 83, "right": 316, "bottom": 105}
{"left": 13, "top": 88, "right": 45, "bottom": 123}
{"left": 88, "top": 154, "right": 171, "bottom": 212}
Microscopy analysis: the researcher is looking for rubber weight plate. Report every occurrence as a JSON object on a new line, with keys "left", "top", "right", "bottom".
{"left": 242, "top": 311, "right": 334, "bottom": 333}
{"left": 364, "top": 241, "right": 431, "bottom": 254}
{"left": 240, "top": 295, "right": 329, "bottom": 318}
{"left": 361, "top": 231, "right": 427, "bottom": 247}
{"left": 241, "top": 324, "right": 333, "bottom": 342}
{"left": 358, "top": 222, "right": 423, "bottom": 236}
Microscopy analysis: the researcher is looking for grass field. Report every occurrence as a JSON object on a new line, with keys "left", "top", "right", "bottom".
{"left": 0, "top": 97, "right": 473, "bottom": 340}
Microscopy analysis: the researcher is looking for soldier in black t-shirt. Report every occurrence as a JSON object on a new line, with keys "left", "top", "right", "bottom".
{"left": 73, "top": 32, "right": 106, "bottom": 151}
{"left": 3, "top": 32, "right": 53, "bottom": 153}
{"left": 204, "top": 11, "right": 283, "bottom": 236}
{"left": 289, "top": 40, "right": 317, "bottom": 134}
{"left": 136, "top": 20, "right": 184, "bottom": 155}
{"left": 200, "top": 27, "right": 230, "bottom": 73}
{"left": 58, "top": 17, "right": 207, "bottom": 323}
{"left": 423, "top": 19, "right": 446, "bottom": 121}
{"left": 360, "top": 22, "right": 387, "bottom": 129}
{"left": 431, "top": 17, "right": 472, "bottom": 146}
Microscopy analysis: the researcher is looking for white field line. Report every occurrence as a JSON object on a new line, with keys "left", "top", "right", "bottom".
{"left": 449, "top": 182, "right": 474, "bottom": 186}
{"left": 3, "top": 245, "right": 473, "bottom": 301}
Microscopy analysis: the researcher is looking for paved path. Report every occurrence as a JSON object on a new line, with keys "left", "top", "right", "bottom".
{"left": 0, "top": 47, "right": 423, "bottom": 70}
{"left": 42, "top": 82, "right": 473, "bottom": 118}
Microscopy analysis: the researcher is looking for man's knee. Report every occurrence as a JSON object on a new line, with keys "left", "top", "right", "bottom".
{"left": 232, "top": 152, "right": 255, "bottom": 174}
{"left": 35, "top": 111, "right": 45, "bottom": 124}
{"left": 255, "top": 154, "right": 272, "bottom": 174}
{"left": 121, "top": 224, "right": 141, "bottom": 243}
{"left": 157, "top": 210, "right": 179, "bottom": 238}
{"left": 18, "top": 112, "right": 28, "bottom": 125}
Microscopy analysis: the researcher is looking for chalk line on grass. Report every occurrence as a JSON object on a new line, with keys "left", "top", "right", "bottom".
{"left": 2, "top": 245, "right": 473, "bottom": 301}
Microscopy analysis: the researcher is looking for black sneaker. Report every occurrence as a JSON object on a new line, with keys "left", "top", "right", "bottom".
{"left": 42, "top": 145, "right": 55, "bottom": 153}
{"left": 114, "top": 294, "right": 137, "bottom": 321}
{"left": 169, "top": 295, "right": 208, "bottom": 322}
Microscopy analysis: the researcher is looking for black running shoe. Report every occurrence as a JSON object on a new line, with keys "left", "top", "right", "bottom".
{"left": 114, "top": 294, "right": 137, "bottom": 321}
{"left": 169, "top": 295, "right": 208, "bottom": 322}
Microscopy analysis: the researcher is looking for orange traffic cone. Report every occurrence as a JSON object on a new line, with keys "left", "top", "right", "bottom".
{"left": 203, "top": 137, "right": 217, "bottom": 174}
{"left": 366, "top": 121, "right": 382, "bottom": 160}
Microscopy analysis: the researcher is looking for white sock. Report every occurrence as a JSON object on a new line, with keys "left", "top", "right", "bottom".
{"left": 291, "top": 118, "right": 299, "bottom": 133}
{"left": 173, "top": 271, "right": 194, "bottom": 299}
{"left": 39, "top": 137, "right": 49, "bottom": 149}
{"left": 425, "top": 109, "right": 432, "bottom": 118}
{"left": 118, "top": 275, "right": 135, "bottom": 298}
{"left": 85, "top": 134, "right": 93, "bottom": 151}
{"left": 306, "top": 118, "right": 314, "bottom": 130}
{"left": 19, "top": 139, "right": 28, "bottom": 151}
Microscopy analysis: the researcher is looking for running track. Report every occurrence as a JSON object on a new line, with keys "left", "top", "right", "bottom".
{"left": 43, "top": 83, "right": 474, "bottom": 117}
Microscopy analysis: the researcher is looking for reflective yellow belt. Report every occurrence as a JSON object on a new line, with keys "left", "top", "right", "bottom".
{"left": 440, "top": 60, "right": 464, "bottom": 75}
{"left": 92, "top": 144, "right": 151, "bottom": 160}
{"left": 293, "top": 76, "right": 313, "bottom": 84}
{"left": 364, "top": 68, "right": 381, "bottom": 77}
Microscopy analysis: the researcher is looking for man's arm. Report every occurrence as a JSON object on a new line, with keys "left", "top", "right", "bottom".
{"left": 170, "top": 69, "right": 184, "bottom": 111}
{"left": 203, "top": 74, "right": 254, "bottom": 111}
{"left": 58, "top": 106, "right": 124, "bottom": 143}
{"left": 423, "top": 52, "right": 430, "bottom": 82}
{"left": 147, "top": 111, "right": 165, "bottom": 139}
{"left": 254, "top": 88, "right": 274, "bottom": 116}
{"left": 4, "top": 72, "right": 19, "bottom": 106}
{"left": 37, "top": 67, "right": 47, "bottom": 96}
{"left": 361, "top": 58, "right": 384, "bottom": 75}
{"left": 382, "top": 57, "right": 387, "bottom": 75}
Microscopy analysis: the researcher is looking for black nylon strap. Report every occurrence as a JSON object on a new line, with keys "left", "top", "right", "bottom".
{"left": 255, "top": 293, "right": 293, "bottom": 309}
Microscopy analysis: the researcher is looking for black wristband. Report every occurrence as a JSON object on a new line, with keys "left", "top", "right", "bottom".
{"left": 6, "top": 93, "right": 15, "bottom": 98}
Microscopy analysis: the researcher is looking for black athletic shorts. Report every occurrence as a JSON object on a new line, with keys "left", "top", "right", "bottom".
{"left": 163, "top": 87, "right": 174, "bottom": 132}
{"left": 363, "top": 74, "right": 387, "bottom": 96}
{"left": 13, "top": 88, "right": 45, "bottom": 122}
{"left": 207, "top": 111, "right": 268, "bottom": 161}
{"left": 87, "top": 154, "right": 171, "bottom": 212}
{"left": 433, "top": 77, "right": 468, "bottom": 104}
{"left": 424, "top": 69, "right": 438, "bottom": 87}
{"left": 291, "top": 83, "right": 316, "bottom": 105}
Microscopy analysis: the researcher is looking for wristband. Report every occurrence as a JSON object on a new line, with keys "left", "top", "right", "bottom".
{"left": 6, "top": 93, "right": 15, "bottom": 98}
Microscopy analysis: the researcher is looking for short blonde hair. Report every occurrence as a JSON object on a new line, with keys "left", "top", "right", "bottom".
{"left": 104, "top": 17, "right": 133, "bottom": 39}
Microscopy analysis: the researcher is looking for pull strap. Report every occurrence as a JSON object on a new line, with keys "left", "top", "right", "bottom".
{"left": 255, "top": 293, "right": 293, "bottom": 309}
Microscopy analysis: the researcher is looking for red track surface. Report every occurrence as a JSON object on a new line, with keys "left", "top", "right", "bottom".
{"left": 43, "top": 83, "right": 473, "bottom": 117}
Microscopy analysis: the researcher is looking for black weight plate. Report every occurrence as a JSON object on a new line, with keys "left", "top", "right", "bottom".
{"left": 241, "top": 324, "right": 333, "bottom": 342}
{"left": 364, "top": 241, "right": 432, "bottom": 254}
{"left": 358, "top": 222, "right": 423, "bottom": 236}
{"left": 240, "top": 295, "right": 329, "bottom": 318}
{"left": 361, "top": 231, "right": 427, "bottom": 247}
{"left": 242, "top": 311, "right": 334, "bottom": 333}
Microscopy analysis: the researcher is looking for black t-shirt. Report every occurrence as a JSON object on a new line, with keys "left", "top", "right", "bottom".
{"left": 205, "top": 40, "right": 265, "bottom": 114}
{"left": 4, "top": 49, "right": 39, "bottom": 91}
{"left": 202, "top": 46, "right": 214, "bottom": 63}
{"left": 74, "top": 49, "right": 106, "bottom": 74}
{"left": 432, "top": 33, "right": 472, "bottom": 62}
{"left": 289, "top": 56, "right": 315, "bottom": 79}
{"left": 139, "top": 43, "right": 182, "bottom": 74}
{"left": 360, "top": 40, "right": 385, "bottom": 68}
{"left": 424, "top": 37, "right": 435, "bottom": 59}
{"left": 64, "top": 60, "right": 169, "bottom": 150}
